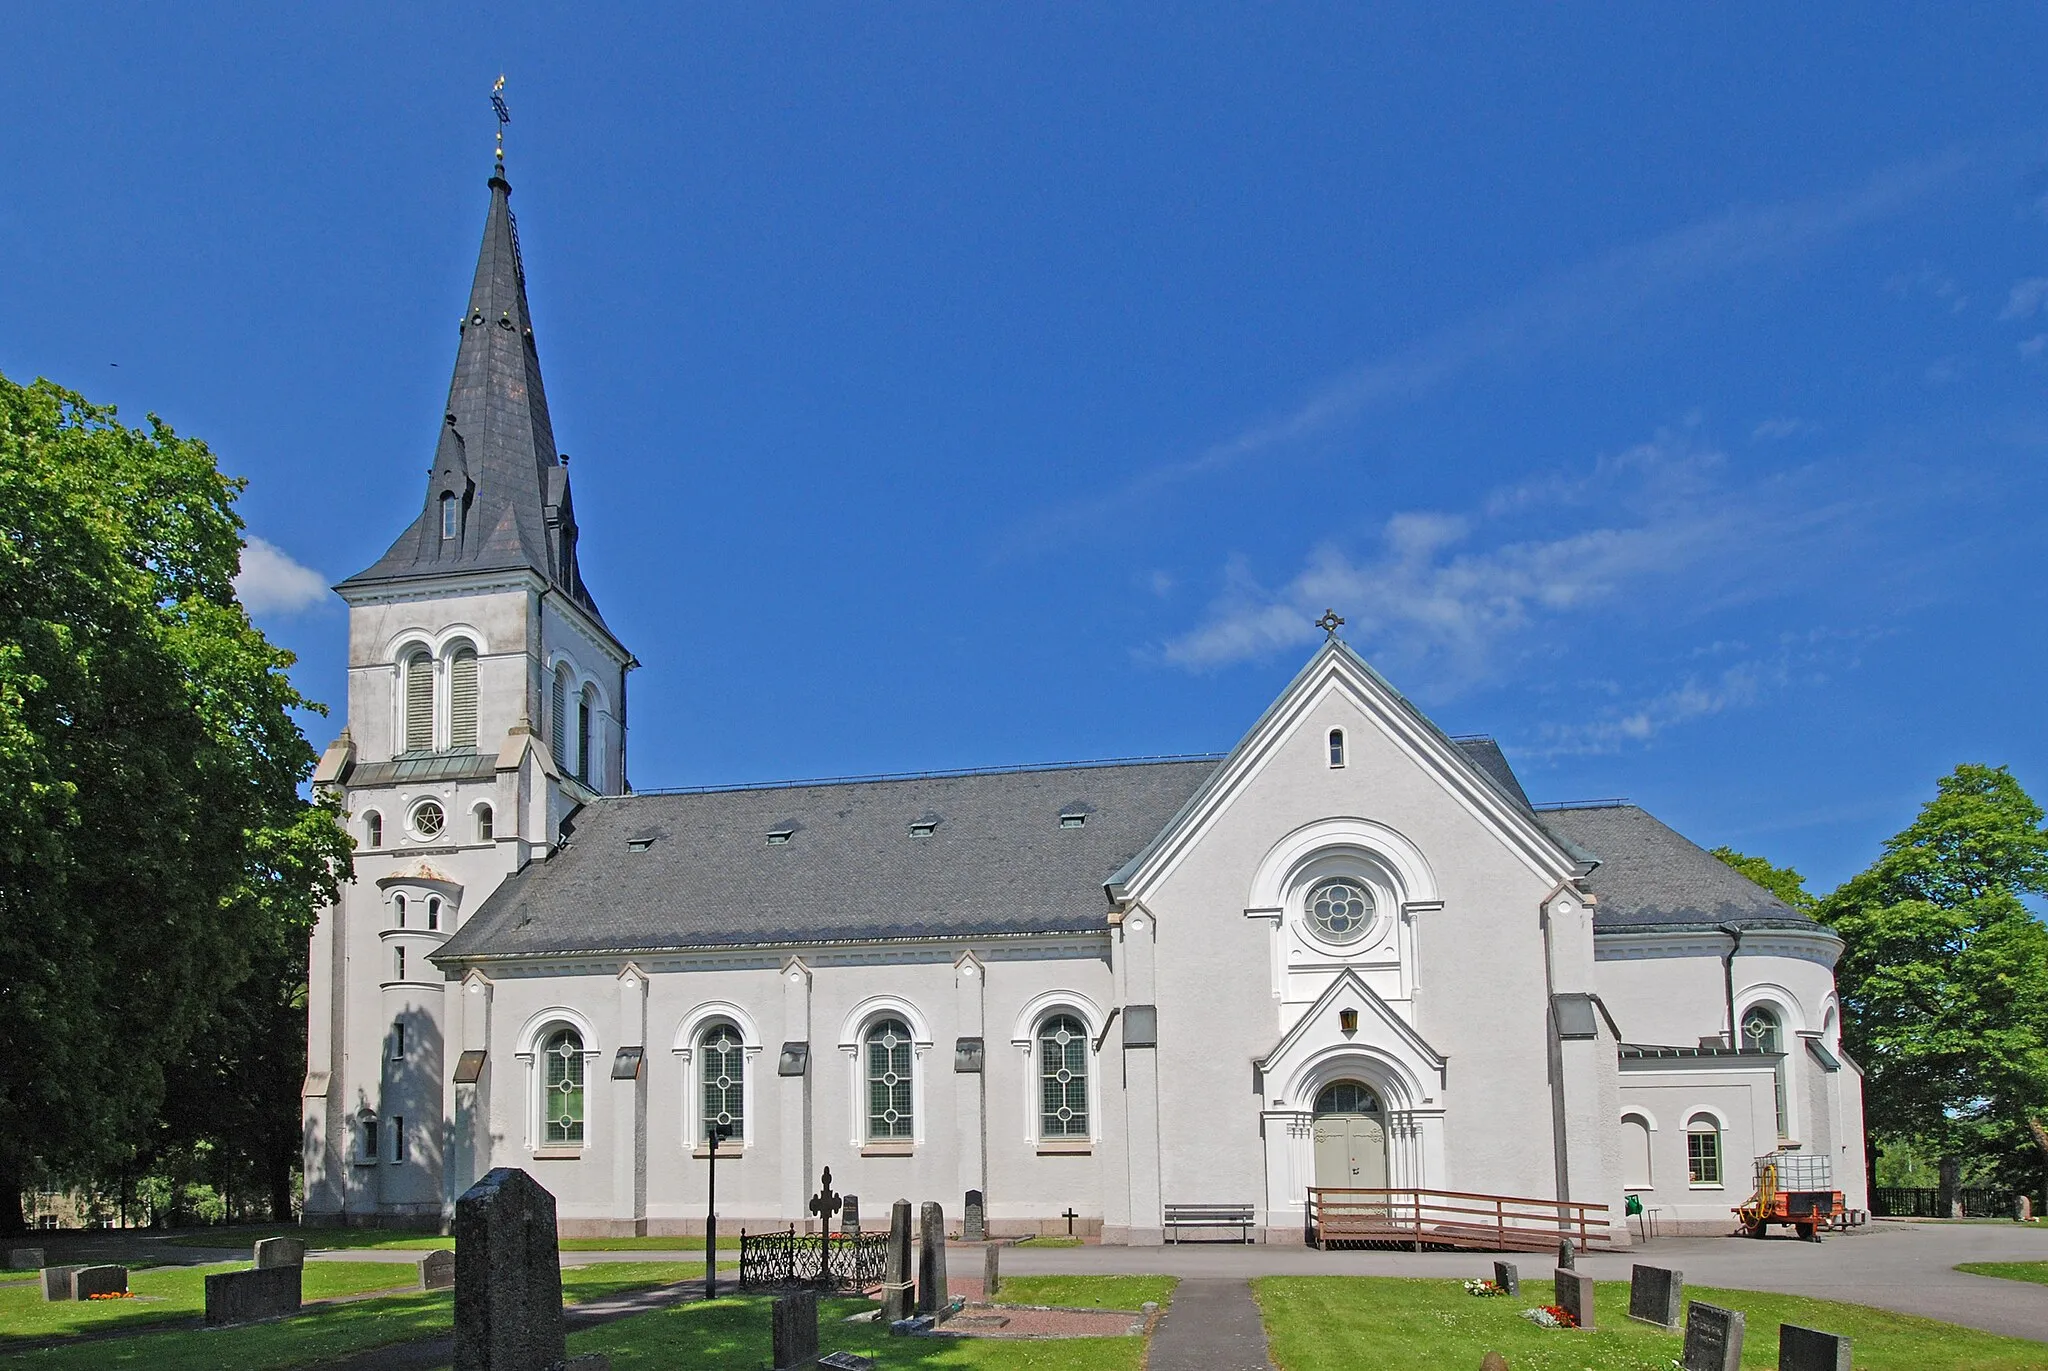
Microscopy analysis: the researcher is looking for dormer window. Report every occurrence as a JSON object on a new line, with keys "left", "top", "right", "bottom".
{"left": 766, "top": 829, "right": 794, "bottom": 846}
{"left": 909, "top": 819, "right": 938, "bottom": 838}
{"left": 441, "top": 493, "right": 458, "bottom": 539}
{"left": 1060, "top": 814, "right": 1086, "bottom": 830}
{"left": 1329, "top": 729, "right": 1346, "bottom": 768}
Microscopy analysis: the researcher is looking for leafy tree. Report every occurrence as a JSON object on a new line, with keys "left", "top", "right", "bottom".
{"left": 1710, "top": 846, "right": 1817, "bottom": 909}
{"left": 1820, "top": 765, "right": 2048, "bottom": 1195}
{"left": 0, "top": 373, "right": 351, "bottom": 1232}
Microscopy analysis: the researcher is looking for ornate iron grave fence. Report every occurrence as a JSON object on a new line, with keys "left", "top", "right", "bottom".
{"left": 738, "top": 1227, "right": 890, "bottom": 1292}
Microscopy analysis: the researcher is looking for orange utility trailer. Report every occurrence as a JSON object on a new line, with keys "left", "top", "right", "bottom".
{"left": 1736, "top": 1152, "right": 1842, "bottom": 1241}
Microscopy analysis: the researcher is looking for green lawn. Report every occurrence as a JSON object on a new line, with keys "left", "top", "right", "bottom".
{"left": 570, "top": 1292, "right": 1149, "bottom": 1370}
{"left": 0, "top": 1261, "right": 413, "bottom": 1343}
{"left": 993, "top": 1275, "right": 1174, "bottom": 1310}
{"left": 1958, "top": 1260, "right": 2048, "bottom": 1286}
{"left": 1254, "top": 1276, "right": 2047, "bottom": 1371}
{"left": 1011, "top": 1236, "right": 1082, "bottom": 1248}
{"left": 166, "top": 1225, "right": 742, "bottom": 1253}
{"left": 0, "top": 1261, "right": 696, "bottom": 1370}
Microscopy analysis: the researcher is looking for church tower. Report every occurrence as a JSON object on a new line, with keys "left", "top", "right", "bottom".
{"left": 302, "top": 155, "right": 633, "bottom": 1223}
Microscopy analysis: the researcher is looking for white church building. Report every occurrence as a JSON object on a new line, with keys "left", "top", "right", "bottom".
{"left": 301, "top": 164, "right": 1867, "bottom": 1243}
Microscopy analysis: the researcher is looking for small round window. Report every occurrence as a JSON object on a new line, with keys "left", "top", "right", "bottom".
{"left": 1306, "top": 878, "right": 1374, "bottom": 944}
{"left": 409, "top": 800, "right": 445, "bottom": 841}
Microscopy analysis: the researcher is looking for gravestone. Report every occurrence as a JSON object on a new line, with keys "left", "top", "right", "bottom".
{"left": 1480, "top": 1355, "right": 1509, "bottom": 1371}
{"left": 772, "top": 1287, "right": 820, "bottom": 1369}
{"left": 916, "top": 1202, "right": 948, "bottom": 1315}
{"left": 841, "top": 1194, "right": 860, "bottom": 1236}
{"left": 964, "top": 1189, "right": 986, "bottom": 1242}
{"left": 1627, "top": 1264, "right": 1684, "bottom": 1329}
{"left": 1556, "top": 1238, "right": 1575, "bottom": 1269}
{"left": 983, "top": 1242, "right": 1000, "bottom": 1298}
{"left": 818, "top": 1353, "right": 877, "bottom": 1370}
{"left": 205, "top": 1264, "right": 302, "bottom": 1324}
{"left": 453, "top": 1167, "right": 565, "bottom": 1371}
{"left": 419, "top": 1249, "right": 456, "bottom": 1290}
{"left": 880, "top": 1200, "right": 914, "bottom": 1322}
{"left": 1492, "top": 1261, "right": 1519, "bottom": 1296}
{"left": 1778, "top": 1323, "right": 1852, "bottom": 1371}
{"left": 71, "top": 1265, "right": 127, "bottom": 1299}
{"left": 253, "top": 1236, "right": 306, "bottom": 1269}
{"left": 8, "top": 1248, "right": 45, "bottom": 1270}
{"left": 2017, "top": 1195, "right": 2034, "bottom": 1223}
{"left": 1682, "top": 1301, "right": 1746, "bottom": 1371}
{"left": 1552, "top": 1268, "right": 1594, "bottom": 1329}
{"left": 41, "top": 1264, "right": 84, "bottom": 1301}
{"left": 544, "top": 1358, "right": 610, "bottom": 1371}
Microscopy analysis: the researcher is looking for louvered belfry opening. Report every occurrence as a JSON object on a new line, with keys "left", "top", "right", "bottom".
{"left": 449, "top": 647, "right": 479, "bottom": 749}
{"left": 404, "top": 651, "right": 434, "bottom": 753}
{"left": 551, "top": 666, "right": 571, "bottom": 769}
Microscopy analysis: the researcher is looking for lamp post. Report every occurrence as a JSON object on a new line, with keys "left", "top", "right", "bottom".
{"left": 705, "top": 1121, "right": 731, "bottom": 1299}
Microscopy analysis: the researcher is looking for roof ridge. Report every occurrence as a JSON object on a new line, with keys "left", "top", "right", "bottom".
{"left": 612, "top": 753, "right": 1227, "bottom": 799}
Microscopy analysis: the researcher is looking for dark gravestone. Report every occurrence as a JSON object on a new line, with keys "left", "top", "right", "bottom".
{"left": 1491, "top": 1261, "right": 1519, "bottom": 1296}
{"left": 818, "top": 1354, "right": 877, "bottom": 1371}
{"left": 1778, "top": 1324, "right": 1853, "bottom": 1371}
{"left": 253, "top": 1236, "right": 306, "bottom": 1269}
{"left": 8, "top": 1248, "right": 45, "bottom": 1270}
{"left": 205, "top": 1264, "right": 302, "bottom": 1325}
{"left": 880, "top": 1200, "right": 914, "bottom": 1322}
{"left": 841, "top": 1194, "right": 860, "bottom": 1236}
{"left": 772, "top": 1287, "right": 820, "bottom": 1369}
{"left": 40, "top": 1265, "right": 84, "bottom": 1301}
{"left": 983, "top": 1243, "right": 1000, "bottom": 1298}
{"left": 964, "top": 1189, "right": 985, "bottom": 1242}
{"left": 1553, "top": 1268, "right": 1594, "bottom": 1330}
{"left": 1628, "top": 1264, "right": 1684, "bottom": 1329}
{"left": 71, "top": 1265, "right": 127, "bottom": 1299}
{"left": 419, "top": 1248, "right": 456, "bottom": 1290}
{"left": 1556, "top": 1238, "right": 1575, "bottom": 1269}
{"left": 454, "top": 1167, "right": 565, "bottom": 1371}
{"left": 1682, "top": 1301, "right": 1746, "bottom": 1371}
{"left": 545, "top": 1358, "right": 610, "bottom": 1371}
{"left": 916, "top": 1202, "right": 948, "bottom": 1315}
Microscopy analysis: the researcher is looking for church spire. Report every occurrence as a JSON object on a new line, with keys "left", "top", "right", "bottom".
{"left": 340, "top": 108, "right": 609, "bottom": 634}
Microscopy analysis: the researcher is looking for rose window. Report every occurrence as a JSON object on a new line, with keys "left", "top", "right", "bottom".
{"left": 1306, "top": 878, "right": 1374, "bottom": 944}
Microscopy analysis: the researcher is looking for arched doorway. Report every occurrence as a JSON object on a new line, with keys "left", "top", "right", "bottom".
{"left": 1312, "top": 1080, "right": 1388, "bottom": 1190}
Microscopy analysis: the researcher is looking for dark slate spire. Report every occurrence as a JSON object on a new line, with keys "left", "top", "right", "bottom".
{"left": 340, "top": 168, "right": 609, "bottom": 632}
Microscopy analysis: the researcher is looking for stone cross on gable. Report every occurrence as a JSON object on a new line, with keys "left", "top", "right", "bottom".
{"left": 807, "top": 1168, "right": 842, "bottom": 1231}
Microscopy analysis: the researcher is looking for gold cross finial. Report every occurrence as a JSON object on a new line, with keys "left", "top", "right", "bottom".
{"left": 491, "top": 75, "right": 510, "bottom": 169}
{"left": 1316, "top": 609, "right": 1346, "bottom": 637}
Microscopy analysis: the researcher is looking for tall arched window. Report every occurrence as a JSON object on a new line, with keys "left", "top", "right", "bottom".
{"left": 551, "top": 665, "right": 573, "bottom": 770}
{"left": 403, "top": 650, "right": 434, "bottom": 752}
{"left": 440, "top": 492, "right": 459, "bottom": 539}
{"left": 365, "top": 812, "right": 382, "bottom": 848}
{"left": 1037, "top": 1014, "right": 1090, "bottom": 1138}
{"left": 578, "top": 685, "right": 597, "bottom": 785}
{"left": 865, "top": 1018, "right": 913, "bottom": 1140}
{"left": 700, "top": 1024, "right": 745, "bottom": 1144}
{"left": 1687, "top": 1113, "right": 1722, "bottom": 1185}
{"left": 1742, "top": 1005, "right": 1789, "bottom": 1138}
{"left": 393, "top": 894, "right": 406, "bottom": 928}
{"left": 475, "top": 804, "right": 495, "bottom": 843}
{"left": 1328, "top": 728, "right": 1346, "bottom": 767}
{"left": 449, "top": 645, "right": 479, "bottom": 749}
{"left": 542, "top": 1028, "right": 586, "bottom": 1146}
{"left": 426, "top": 896, "right": 441, "bottom": 932}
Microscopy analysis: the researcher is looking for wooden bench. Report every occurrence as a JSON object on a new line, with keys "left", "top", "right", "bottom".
{"left": 1163, "top": 1203, "right": 1256, "bottom": 1243}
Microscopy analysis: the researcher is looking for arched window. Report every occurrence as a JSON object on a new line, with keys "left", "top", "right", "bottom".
{"left": 577, "top": 685, "right": 597, "bottom": 785}
{"left": 365, "top": 812, "right": 382, "bottom": 848}
{"left": 1313, "top": 1081, "right": 1382, "bottom": 1115}
{"left": 427, "top": 897, "right": 441, "bottom": 932}
{"left": 542, "top": 1028, "right": 586, "bottom": 1146}
{"left": 1743, "top": 1005, "right": 1789, "bottom": 1139}
{"left": 1623, "top": 1114, "right": 1653, "bottom": 1189}
{"left": 393, "top": 894, "right": 406, "bottom": 928}
{"left": 440, "top": 492, "right": 459, "bottom": 539}
{"left": 865, "top": 1018, "right": 914, "bottom": 1140}
{"left": 1328, "top": 728, "right": 1346, "bottom": 767}
{"left": 700, "top": 1024, "right": 745, "bottom": 1144}
{"left": 1038, "top": 1014, "right": 1089, "bottom": 1138}
{"left": 1687, "top": 1113, "right": 1722, "bottom": 1185}
{"left": 359, "top": 1113, "right": 380, "bottom": 1163}
{"left": 449, "top": 645, "right": 479, "bottom": 750}
{"left": 551, "top": 665, "right": 574, "bottom": 770}
{"left": 475, "top": 804, "right": 495, "bottom": 843}
{"left": 403, "top": 650, "right": 434, "bottom": 753}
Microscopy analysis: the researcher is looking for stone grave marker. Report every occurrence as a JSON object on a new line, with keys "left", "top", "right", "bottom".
{"left": 1480, "top": 1355, "right": 1509, "bottom": 1371}
{"left": 2017, "top": 1195, "right": 2034, "bottom": 1222}
{"left": 1682, "top": 1301, "right": 1746, "bottom": 1371}
{"left": 1778, "top": 1323, "right": 1852, "bottom": 1370}
{"left": 772, "top": 1287, "right": 819, "bottom": 1370}
{"left": 419, "top": 1248, "right": 456, "bottom": 1290}
{"left": 1627, "top": 1263, "right": 1684, "bottom": 1329}
{"left": 545, "top": 1358, "right": 610, "bottom": 1371}
{"left": 1552, "top": 1267, "right": 1594, "bottom": 1330}
{"left": 8, "top": 1248, "right": 45, "bottom": 1270}
{"left": 253, "top": 1236, "right": 307, "bottom": 1269}
{"left": 841, "top": 1194, "right": 860, "bottom": 1236}
{"left": 205, "top": 1264, "right": 302, "bottom": 1325}
{"left": 983, "top": 1242, "right": 1000, "bottom": 1298}
{"left": 71, "top": 1265, "right": 127, "bottom": 1299}
{"left": 1556, "top": 1238, "right": 1575, "bottom": 1269}
{"left": 454, "top": 1166, "right": 566, "bottom": 1371}
{"left": 1491, "top": 1261, "right": 1519, "bottom": 1296}
{"left": 880, "top": 1200, "right": 914, "bottom": 1322}
{"left": 818, "top": 1353, "right": 877, "bottom": 1370}
{"left": 916, "top": 1201, "right": 949, "bottom": 1315}
{"left": 964, "top": 1189, "right": 986, "bottom": 1242}
{"left": 40, "top": 1265, "right": 84, "bottom": 1301}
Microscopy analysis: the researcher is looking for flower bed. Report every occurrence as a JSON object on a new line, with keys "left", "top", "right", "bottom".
{"left": 1519, "top": 1303, "right": 1577, "bottom": 1329}
{"left": 1463, "top": 1278, "right": 1506, "bottom": 1297}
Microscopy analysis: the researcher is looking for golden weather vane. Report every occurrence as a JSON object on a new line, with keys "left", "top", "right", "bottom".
{"left": 491, "top": 74, "right": 510, "bottom": 168}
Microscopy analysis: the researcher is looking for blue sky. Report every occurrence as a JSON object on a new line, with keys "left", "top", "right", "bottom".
{"left": 6, "top": 7, "right": 2045, "bottom": 893}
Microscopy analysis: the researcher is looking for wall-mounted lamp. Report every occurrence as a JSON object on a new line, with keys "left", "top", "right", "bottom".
{"left": 1338, "top": 1008, "right": 1359, "bottom": 1035}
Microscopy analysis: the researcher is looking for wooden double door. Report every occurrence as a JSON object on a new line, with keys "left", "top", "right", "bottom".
{"left": 1312, "top": 1112, "right": 1388, "bottom": 1190}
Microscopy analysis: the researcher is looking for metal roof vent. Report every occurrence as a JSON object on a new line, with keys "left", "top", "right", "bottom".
{"left": 1059, "top": 814, "right": 1086, "bottom": 829}
{"left": 909, "top": 814, "right": 941, "bottom": 838}
{"left": 766, "top": 823, "right": 800, "bottom": 846}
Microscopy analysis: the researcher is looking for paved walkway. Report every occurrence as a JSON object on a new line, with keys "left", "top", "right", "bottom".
{"left": 1145, "top": 1278, "right": 1273, "bottom": 1370}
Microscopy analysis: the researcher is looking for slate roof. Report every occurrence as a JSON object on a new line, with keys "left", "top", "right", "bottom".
{"left": 434, "top": 759, "right": 1221, "bottom": 960}
{"left": 1534, "top": 803, "right": 1820, "bottom": 932}
{"left": 338, "top": 167, "right": 610, "bottom": 637}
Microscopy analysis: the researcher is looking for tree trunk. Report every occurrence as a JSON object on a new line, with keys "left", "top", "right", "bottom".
{"left": 0, "top": 1155, "right": 26, "bottom": 1235}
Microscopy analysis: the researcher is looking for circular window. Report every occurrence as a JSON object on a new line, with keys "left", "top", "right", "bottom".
{"left": 1306, "top": 878, "right": 1374, "bottom": 944}
{"left": 409, "top": 800, "right": 445, "bottom": 841}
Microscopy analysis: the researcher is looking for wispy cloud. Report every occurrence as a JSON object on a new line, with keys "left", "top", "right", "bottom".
{"left": 1751, "top": 416, "right": 1819, "bottom": 441}
{"left": 1524, "top": 662, "right": 1774, "bottom": 757}
{"left": 1007, "top": 151, "right": 1970, "bottom": 552}
{"left": 1999, "top": 276, "right": 2048, "bottom": 320}
{"left": 235, "top": 537, "right": 329, "bottom": 615}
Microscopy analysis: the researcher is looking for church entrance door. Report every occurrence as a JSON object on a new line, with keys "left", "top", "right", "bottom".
{"left": 1311, "top": 1080, "right": 1388, "bottom": 1191}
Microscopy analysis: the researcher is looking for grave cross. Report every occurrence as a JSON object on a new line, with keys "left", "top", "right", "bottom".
{"left": 1062, "top": 1207, "right": 1079, "bottom": 1237}
{"left": 809, "top": 1168, "right": 843, "bottom": 1231}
